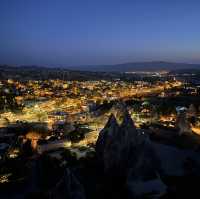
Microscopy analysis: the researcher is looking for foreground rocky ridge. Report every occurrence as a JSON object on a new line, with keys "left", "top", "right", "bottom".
{"left": 5, "top": 107, "right": 200, "bottom": 199}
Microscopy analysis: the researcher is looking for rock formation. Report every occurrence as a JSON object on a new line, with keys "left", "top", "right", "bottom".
{"left": 110, "top": 101, "right": 128, "bottom": 123}
{"left": 64, "top": 169, "right": 86, "bottom": 199}
{"left": 96, "top": 110, "right": 164, "bottom": 197}
{"left": 187, "top": 104, "right": 197, "bottom": 118}
{"left": 176, "top": 112, "right": 192, "bottom": 135}
{"left": 49, "top": 168, "right": 86, "bottom": 199}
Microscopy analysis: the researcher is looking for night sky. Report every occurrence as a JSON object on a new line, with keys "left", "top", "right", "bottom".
{"left": 0, "top": 0, "right": 200, "bottom": 66}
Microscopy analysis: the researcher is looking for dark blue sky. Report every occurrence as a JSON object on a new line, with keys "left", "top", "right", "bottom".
{"left": 0, "top": 0, "right": 200, "bottom": 66}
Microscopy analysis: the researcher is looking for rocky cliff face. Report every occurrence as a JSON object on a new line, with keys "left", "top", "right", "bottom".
{"left": 96, "top": 111, "right": 164, "bottom": 197}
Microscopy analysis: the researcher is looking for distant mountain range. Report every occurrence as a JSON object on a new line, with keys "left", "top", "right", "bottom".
{"left": 66, "top": 61, "right": 200, "bottom": 72}
{"left": 1, "top": 61, "right": 200, "bottom": 72}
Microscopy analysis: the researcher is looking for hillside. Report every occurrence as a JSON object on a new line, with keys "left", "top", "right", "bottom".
{"left": 66, "top": 61, "right": 200, "bottom": 72}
